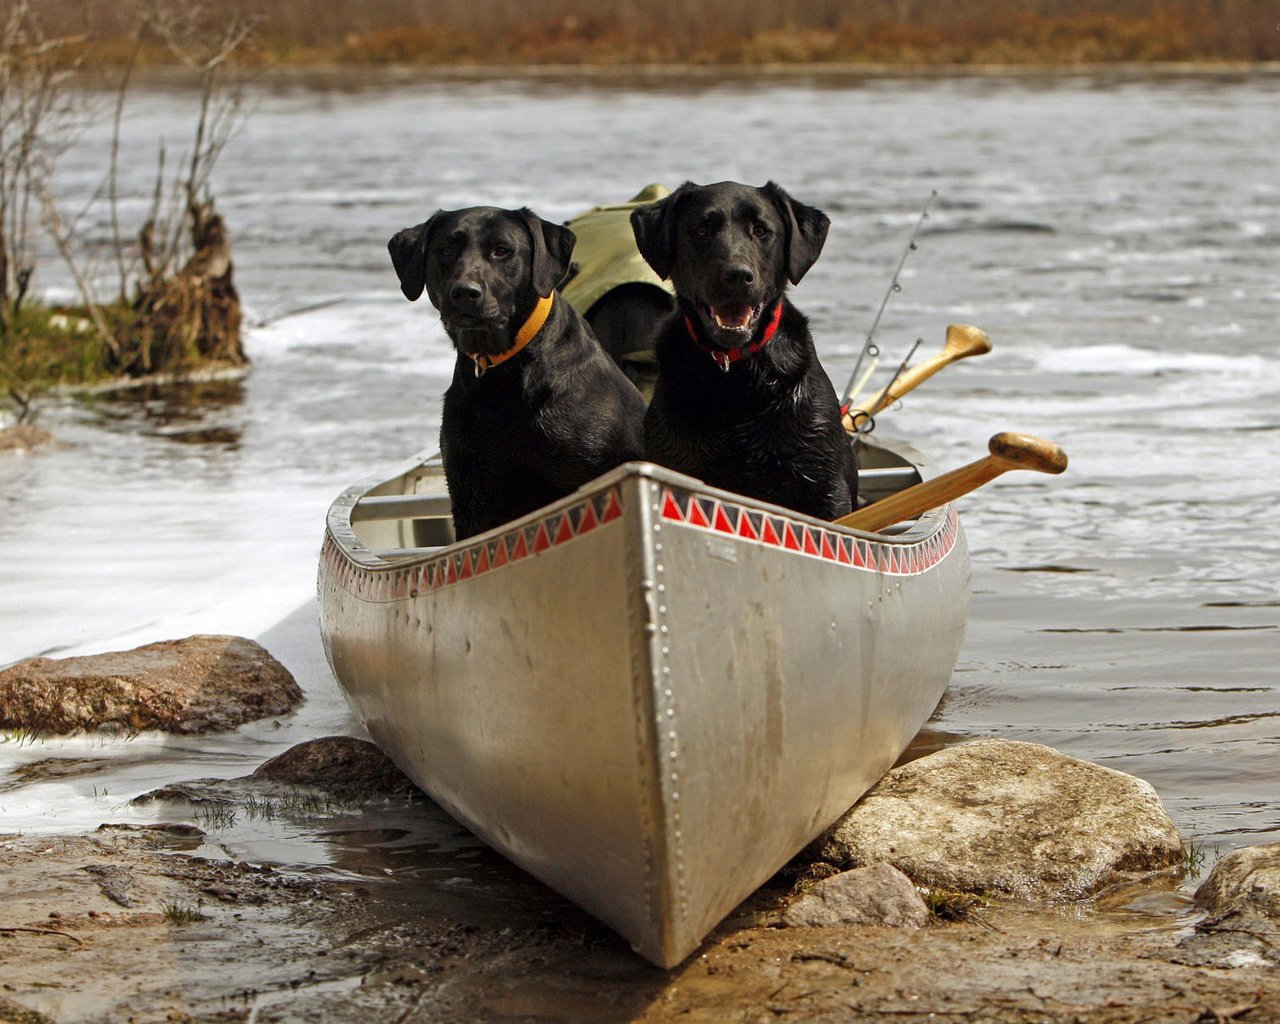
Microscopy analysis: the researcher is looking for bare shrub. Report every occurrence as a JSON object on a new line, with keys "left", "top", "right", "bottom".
{"left": 0, "top": 0, "right": 90, "bottom": 330}
{"left": 1, "top": 1, "right": 256, "bottom": 388}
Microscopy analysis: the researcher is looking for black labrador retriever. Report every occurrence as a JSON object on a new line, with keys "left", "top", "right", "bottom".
{"left": 389, "top": 206, "right": 647, "bottom": 540}
{"left": 630, "top": 181, "right": 857, "bottom": 519}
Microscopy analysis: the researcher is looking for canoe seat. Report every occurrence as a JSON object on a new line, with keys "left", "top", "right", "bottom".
{"left": 352, "top": 491, "right": 455, "bottom": 553}
{"left": 857, "top": 465, "right": 921, "bottom": 505}
{"left": 370, "top": 547, "right": 438, "bottom": 561}
{"left": 350, "top": 493, "right": 452, "bottom": 523}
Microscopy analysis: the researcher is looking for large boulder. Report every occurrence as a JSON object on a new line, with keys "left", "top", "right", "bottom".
{"left": 0, "top": 635, "right": 302, "bottom": 735}
{"left": 810, "top": 738, "right": 1184, "bottom": 900}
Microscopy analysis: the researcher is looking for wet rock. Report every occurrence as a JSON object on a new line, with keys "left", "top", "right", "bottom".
{"left": 1172, "top": 928, "right": 1278, "bottom": 970}
{"left": 252, "top": 735, "right": 416, "bottom": 794}
{"left": 0, "top": 635, "right": 302, "bottom": 735}
{"left": 1176, "top": 843, "right": 1280, "bottom": 969}
{"left": 782, "top": 862, "right": 929, "bottom": 929}
{"left": 96, "top": 822, "right": 205, "bottom": 839}
{"left": 810, "top": 738, "right": 1184, "bottom": 900}
{"left": 0, "top": 424, "right": 60, "bottom": 453}
{"left": 134, "top": 737, "right": 420, "bottom": 809}
{"left": 0, "top": 995, "right": 56, "bottom": 1024}
{"left": 82, "top": 863, "right": 135, "bottom": 907}
{"left": 1194, "top": 843, "right": 1280, "bottom": 923}
{"left": 0, "top": 424, "right": 61, "bottom": 453}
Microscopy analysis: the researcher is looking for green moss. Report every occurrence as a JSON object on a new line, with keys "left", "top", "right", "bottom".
{"left": 1, "top": 297, "right": 239, "bottom": 396}
{"left": 923, "top": 887, "right": 988, "bottom": 923}
{"left": 0, "top": 304, "right": 113, "bottom": 391}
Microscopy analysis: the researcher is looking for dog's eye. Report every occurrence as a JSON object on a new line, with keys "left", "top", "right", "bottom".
{"left": 693, "top": 225, "right": 710, "bottom": 239}
{"left": 492, "top": 245, "right": 512, "bottom": 259}
{"left": 751, "top": 223, "right": 769, "bottom": 239}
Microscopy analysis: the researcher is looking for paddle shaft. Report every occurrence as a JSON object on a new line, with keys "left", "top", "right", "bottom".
{"left": 835, "top": 432, "right": 1067, "bottom": 534}
{"left": 842, "top": 324, "right": 992, "bottom": 432}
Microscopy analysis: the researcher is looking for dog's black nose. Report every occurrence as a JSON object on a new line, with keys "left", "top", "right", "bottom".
{"left": 723, "top": 264, "right": 754, "bottom": 286}
{"left": 450, "top": 281, "right": 483, "bottom": 306}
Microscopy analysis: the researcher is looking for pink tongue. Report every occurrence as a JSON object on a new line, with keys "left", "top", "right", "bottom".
{"left": 712, "top": 303, "right": 753, "bottom": 329}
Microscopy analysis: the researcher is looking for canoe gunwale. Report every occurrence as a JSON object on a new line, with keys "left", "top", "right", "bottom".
{"left": 324, "top": 435, "right": 949, "bottom": 577}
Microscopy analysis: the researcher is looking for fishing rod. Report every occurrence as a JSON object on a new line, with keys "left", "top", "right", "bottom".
{"left": 840, "top": 190, "right": 936, "bottom": 416}
{"left": 852, "top": 323, "right": 992, "bottom": 424}
{"left": 843, "top": 337, "right": 920, "bottom": 436}
{"left": 869, "top": 337, "right": 922, "bottom": 414}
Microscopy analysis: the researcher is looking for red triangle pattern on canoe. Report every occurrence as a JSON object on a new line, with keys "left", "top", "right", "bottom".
{"left": 802, "top": 527, "right": 820, "bottom": 557}
{"left": 636, "top": 490, "right": 959, "bottom": 582}
{"left": 324, "top": 490, "right": 961, "bottom": 603}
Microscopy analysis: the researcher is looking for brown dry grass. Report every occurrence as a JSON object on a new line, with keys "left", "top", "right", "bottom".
{"left": 36, "top": 0, "right": 1280, "bottom": 69}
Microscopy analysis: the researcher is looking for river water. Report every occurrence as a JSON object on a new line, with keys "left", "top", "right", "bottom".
{"left": 2, "top": 71, "right": 1277, "bottom": 899}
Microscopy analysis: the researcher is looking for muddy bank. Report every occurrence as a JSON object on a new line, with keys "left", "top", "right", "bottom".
{"left": 1, "top": 824, "right": 1277, "bottom": 1024}
{"left": 1, "top": 737, "right": 1274, "bottom": 1022}
{"left": 1, "top": 731, "right": 1276, "bottom": 1024}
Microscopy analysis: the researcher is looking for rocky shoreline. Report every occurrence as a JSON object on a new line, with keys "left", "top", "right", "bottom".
{"left": 1, "top": 638, "right": 1277, "bottom": 1022}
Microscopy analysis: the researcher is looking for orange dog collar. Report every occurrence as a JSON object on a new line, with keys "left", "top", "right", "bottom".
{"left": 471, "top": 293, "right": 554, "bottom": 377}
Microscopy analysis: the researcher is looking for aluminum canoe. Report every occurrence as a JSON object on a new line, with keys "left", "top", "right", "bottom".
{"left": 317, "top": 436, "right": 970, "bottom": 967}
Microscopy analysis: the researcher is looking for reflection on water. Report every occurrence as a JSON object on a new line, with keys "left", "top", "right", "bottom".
{"left": 80, "top": 377, "right": 248, "bottom": 449}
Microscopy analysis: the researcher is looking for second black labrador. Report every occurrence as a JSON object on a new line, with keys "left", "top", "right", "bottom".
{"left": 630, "top": 181, "right": 857, "bottom": 519}
{"left": 389, "top": 206, "right": 646, "bottom": 540}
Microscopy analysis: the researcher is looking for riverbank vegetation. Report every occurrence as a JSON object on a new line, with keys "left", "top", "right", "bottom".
{"left": 33, "top": 0, "right": 1280, "bottom": 69}
{"left": 0, "top": 1, "right": 249, "bottom": 406}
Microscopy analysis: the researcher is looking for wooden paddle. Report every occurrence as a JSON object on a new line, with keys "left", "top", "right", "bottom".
{"left": 842, "top": 323, "right": 993, "bottom": 432}
{"left": 835, "top": 431, "right": 1068, "bottom": 534}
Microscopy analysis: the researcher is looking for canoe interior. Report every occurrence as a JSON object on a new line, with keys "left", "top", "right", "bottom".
{"left": 339, "top": 436, "right": 931, "bottom": 566}
{"left": 319, "top": 437, "right": 968, "bottom": 966}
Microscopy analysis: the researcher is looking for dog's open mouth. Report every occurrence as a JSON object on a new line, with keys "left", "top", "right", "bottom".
{"left": 706, "top": 302, "right": 761, "bottom": 335}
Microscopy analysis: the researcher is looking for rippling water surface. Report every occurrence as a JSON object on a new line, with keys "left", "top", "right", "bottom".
{"left": 2, "top": 72, "right": 1277, "bottom": 882}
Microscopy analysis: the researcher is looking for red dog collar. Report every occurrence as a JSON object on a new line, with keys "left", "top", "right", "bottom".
{"left": 684, "top": 302, "right": 783, "bottom": 372}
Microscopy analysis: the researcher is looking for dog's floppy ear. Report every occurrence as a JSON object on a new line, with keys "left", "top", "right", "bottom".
{"left": 388, "top": 213, "right": 441, "bottom": 302}
{"left": 514, "top": 209, "right": 576, "bottom": 298}
{"left": 765, "top": 182, "right": 830, "bottom": 285}
{"left": 629, "top": 185, "right": 685, "bottom": 281}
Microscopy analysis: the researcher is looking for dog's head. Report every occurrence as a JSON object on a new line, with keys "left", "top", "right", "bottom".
{"left": 630, "top": 181, "right": 829, "bottom": 348}
{"left": 388, "top": 206, "right": 575, "bottom": 359}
